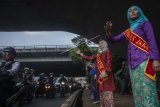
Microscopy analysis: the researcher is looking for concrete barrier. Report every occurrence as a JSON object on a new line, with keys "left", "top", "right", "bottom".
{"left": 60, "top": 89, "right": 83, "bottom": 107}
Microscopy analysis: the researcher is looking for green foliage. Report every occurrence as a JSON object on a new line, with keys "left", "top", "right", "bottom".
{"left": 69, "top": 36, "right": 97, "bottom": 63}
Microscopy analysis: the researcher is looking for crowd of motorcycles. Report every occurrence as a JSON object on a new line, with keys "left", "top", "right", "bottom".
{"left": 1, "top": 67, "right": 82, "bottom": 107}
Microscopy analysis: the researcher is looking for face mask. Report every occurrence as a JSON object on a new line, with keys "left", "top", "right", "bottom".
{"left": 98, "top": 40, "right": 108, "bottom": 53}
{"left": 98, "top": 44, "right": 107, "bottom": 53}
{"left": 98, "top": 48, "right": 103, "bottom": 53}
{"left": 3, "top": 52, "right": 14, "bottom": 61}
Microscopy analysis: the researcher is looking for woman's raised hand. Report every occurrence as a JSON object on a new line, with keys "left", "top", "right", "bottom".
{"left": 104, "top": 21, "right": 112, "bottom": 36}
{"left": 75, "top": 48, "right": 81, "bottom": 55}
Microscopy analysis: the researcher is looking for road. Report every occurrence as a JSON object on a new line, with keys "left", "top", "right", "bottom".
{"left": 23, "top": 94, "right": 70, "bottom": 107}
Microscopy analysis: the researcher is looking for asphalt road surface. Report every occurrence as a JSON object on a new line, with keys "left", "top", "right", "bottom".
{"left": 23, "top": 94, "right": 70, "bottom": 107}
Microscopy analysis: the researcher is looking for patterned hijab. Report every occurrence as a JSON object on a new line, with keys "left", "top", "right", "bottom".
{"left": 127, "top": 6, "right": 148, "bottom": 30}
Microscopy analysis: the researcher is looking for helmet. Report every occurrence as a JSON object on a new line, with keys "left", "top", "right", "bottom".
{"left": 50, "top": 73, "right": 53, "bottom": 75}
{"left": 24, "top": 67, "right": 29, "bottom": 71}
{"left": 3, "top": 47, "right": 16, "bottom": 57}
{"left": 40, "top": 73, "right": 44, "bottom": 76}
{"left": 60, "top": 74, "right": 64, "bottom": 77}
{"left": 23, "top": 67, "right": 30, "bottom": 74}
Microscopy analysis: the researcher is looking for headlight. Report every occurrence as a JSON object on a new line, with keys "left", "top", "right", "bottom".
{"left": 45, "top": 85, "right": 51, "bottom": 89}
{"left": 69, "top": 85, "right": 72, "bottom": 88}
{"left": 73, "top": 83, "right": 76, "bottom": 86}
{"left": 61, "top": 82, "right": 65, "bottom": 85}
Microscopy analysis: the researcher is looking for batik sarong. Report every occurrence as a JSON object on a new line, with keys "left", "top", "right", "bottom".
{"left": 129, "top": 60, "right": 159, "bottom": 107}
{"left": 100, "top": 91, "right": 115, "bottom": 107}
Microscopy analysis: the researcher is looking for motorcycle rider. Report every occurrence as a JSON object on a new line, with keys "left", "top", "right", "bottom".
{"left": 35, "top": 73, "right": 46, "bottom": 97}
{"left": 39, "top": 73, "right": 46, "bottom": 83}
{"left": 49, "top": 73, "right": 54, "bottom": 84}
{"left": 44, "top": 75, "right": 56, "bottom": 98}
{"left": 58, "top": 74, "right": 68, "bottom": 96}
{"left": 22, "top": 67, "right": 34, "bottom": 101}
{"left": 58, "top": 74, "right": 67, "bottom": 83}
{"left": 0, "top": 47, "right": 20, "bottom": 107}
{"left": 68, "top": 78, "right": 74, "bottom": 93}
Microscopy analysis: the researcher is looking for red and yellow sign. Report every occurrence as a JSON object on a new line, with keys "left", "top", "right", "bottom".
{"left": 96, "top": 54, "right": 108, "bottom": 84}
{"left": 123, "top": 28, "right": 156, "bottom": 80}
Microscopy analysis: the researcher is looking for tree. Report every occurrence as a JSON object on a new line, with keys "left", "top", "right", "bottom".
{"left": 69, "top": 36, "right": 97, "bottom": 63}
{"left": 69, "top": 36, "right": 97, "bottom": 84}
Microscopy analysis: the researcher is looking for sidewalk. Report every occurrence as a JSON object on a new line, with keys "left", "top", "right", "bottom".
{"left": 82, "top": 89, "right": 134, "bottom": 107}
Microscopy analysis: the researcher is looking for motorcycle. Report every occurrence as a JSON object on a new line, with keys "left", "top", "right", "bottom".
{"left": 73, "top": 83, "right": 77, "bottom": 92}
{"left": 35, "top": 81, "right": 45, "bottom": 97}
{"left": 20, "top": 80, "right": 34, "bottom": 103}
{"left": 60, "top": 81, "right": 66, "bottom": 97}
{"left": 44, "top": 83, "right": 56, "bottom": 98}
{"left": 68, "top": 83, "right": 73, "bottom": 93}
{"left": 7, "top": 79, "right": 34, "bottom": 106}
{"left": 0, "top": 73, "right": 23, "bottom": 107}
{"left": 5, "top": 82, "right": 24, "bottom": 107}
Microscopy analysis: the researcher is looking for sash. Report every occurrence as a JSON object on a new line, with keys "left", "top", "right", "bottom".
{"left": 96, "top": 54, "right": 108, "bottom": 84}
{"left": 123, "top": 28, "right": 156, "bottom": 80}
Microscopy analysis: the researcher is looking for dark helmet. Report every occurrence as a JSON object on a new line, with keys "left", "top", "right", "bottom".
{"left": 60, "top": 74, "right": 64, "bottom": 77}
{"left": 3, "top": 47, "right": 17, "bottom": 57}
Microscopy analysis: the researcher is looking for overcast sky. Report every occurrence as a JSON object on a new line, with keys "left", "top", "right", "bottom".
{"left": 0, "top": 31, "right": 78, "bottom": 46}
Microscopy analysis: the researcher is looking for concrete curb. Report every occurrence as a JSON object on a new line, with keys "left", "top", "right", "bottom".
{"left": 60, "top": 89, "right": 83, "bottom": 107}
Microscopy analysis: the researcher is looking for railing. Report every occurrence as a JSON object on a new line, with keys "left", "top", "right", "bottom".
{"left": 0, "top": 45, "right": 75, "bottom": 53}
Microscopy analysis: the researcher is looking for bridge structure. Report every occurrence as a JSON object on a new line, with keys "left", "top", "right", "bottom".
{"left": 0, "top": 0, "right": 160, "bottom": 58}
{"left": 0, "top": 45, "right": 86, "bottom": 77}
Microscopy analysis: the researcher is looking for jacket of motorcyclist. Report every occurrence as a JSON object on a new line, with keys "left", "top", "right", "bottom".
{"left": 0, "top": 47, "right": 20, "bottom": 83}
{"left": 0, "top": 47, "right": 20, "bottom": 106}
{"left": 58, "top": 74, "right": 68, "bottom": 84}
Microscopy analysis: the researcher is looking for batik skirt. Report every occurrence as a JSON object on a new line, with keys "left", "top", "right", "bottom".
{"left": 129, "top": 60, "right": 159, "bottom": 107}
{"left": 100, "top": 91, "right": 115, "bottom": 107}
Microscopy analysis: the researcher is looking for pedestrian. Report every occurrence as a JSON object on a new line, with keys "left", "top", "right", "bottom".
{"left": 76, "top": 39, "right": 115, "bottom": 107}
{"left": 116, "top": 61, "right": 130, "bottom": 95}
{"left": 104, "top": 5, "right": 160, "bottom": 107}
{"left": 89, "top": 63, "right": 100, "bottom": 104}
